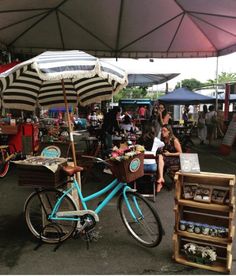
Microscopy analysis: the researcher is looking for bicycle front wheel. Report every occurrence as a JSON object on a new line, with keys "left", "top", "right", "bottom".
{"left": 24, "top": 189, "right": 77, "bottom": 244}
{"left": 0, "top": 149, "right": 10, "bottom": 178}
{"left": 119, "top": 191, "right": 163, "bottom": 247}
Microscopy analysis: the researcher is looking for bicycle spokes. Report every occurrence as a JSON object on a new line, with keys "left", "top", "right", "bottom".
{"left": 119, "top": 191, "right": 163, "bottom": 247}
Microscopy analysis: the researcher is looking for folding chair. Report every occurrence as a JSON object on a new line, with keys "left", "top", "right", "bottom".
{"left": 134, "top": 137, "right": 164, "bottom": 202}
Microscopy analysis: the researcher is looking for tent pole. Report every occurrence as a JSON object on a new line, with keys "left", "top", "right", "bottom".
{"left": 61, "top": 79, "right": 77, "bottom": 167}
{"left": 215, "top": 56, "right": 219, "bottom": 111}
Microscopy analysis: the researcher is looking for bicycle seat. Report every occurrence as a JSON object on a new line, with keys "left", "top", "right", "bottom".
{"left": 0, "top": 145, "right": 9, "bottom": 149}
{"left": 62, "top": 165, "right": 84, "bottom": 176}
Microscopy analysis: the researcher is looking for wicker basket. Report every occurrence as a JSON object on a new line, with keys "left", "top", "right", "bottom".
{"left": 109, "top": 153, "right": 144, "bottom": 183}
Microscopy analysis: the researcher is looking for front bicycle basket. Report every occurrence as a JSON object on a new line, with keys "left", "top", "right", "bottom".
{"left": 109, "top": 153, "right": 144, "bottom": 183}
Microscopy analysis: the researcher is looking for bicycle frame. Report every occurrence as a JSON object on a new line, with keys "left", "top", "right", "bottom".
{"left": 48, "top": 176, "right": 139, "bottom": 222}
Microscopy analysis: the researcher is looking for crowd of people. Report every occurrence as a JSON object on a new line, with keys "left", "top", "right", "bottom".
{"left": 5, "top": 101, "right": 228, "bottom": 195}
{"left": 197, "top": 104, "right": 220, "bottom": 146}
{"left": 60, "top": 102, "right": 227, "bottom": 196}
{"left": 97, "top": 102, "right": 228, "bottom": 194}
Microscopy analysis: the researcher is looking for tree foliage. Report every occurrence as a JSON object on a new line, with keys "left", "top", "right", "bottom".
{"left": 175, "top": 72, "right": 236, "bottom": 91}
{"left": 113, "top": 86, "right": 148, "bottom": 102}
{"left": 206, "top": 72, "right": 236, "bottom": 85}
{"left": 175, "top": 78, "right": 203, "bottom": 90}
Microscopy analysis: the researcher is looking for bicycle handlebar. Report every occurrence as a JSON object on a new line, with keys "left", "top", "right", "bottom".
{"left": 81, "top": 155, "right": 111, "bottom": 167}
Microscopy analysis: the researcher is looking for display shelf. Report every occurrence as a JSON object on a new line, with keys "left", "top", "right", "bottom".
{"left": 174, "top": 255, "right": 230, "bottom": 273}
{"left": 173, "top": 233, "right": 232, "bottom": 273}
{"left": 176, "top": 199, "right": 231, "bottom": 212}
{"left": 173, "top": 171, "right": 235, "bottom": 273}
{"left": 174, "top": 204, "right": 235, "bottom": 243}
{"left": 175, "top": 230, "right": 231, "bottom": 245}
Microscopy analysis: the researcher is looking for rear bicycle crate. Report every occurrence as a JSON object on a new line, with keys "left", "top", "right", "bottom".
{"left": 15, "top": 156, "right": 68, "bottom": 188}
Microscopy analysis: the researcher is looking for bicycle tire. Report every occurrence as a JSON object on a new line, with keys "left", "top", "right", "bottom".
{"left": 24, "top": 189, "right": 77, "bottom": 244}
{"left": 0, "top": 149, "right": 10, "bottom": 178}
{"left": 119, "top": 191, "right": 163, "bottom": 247}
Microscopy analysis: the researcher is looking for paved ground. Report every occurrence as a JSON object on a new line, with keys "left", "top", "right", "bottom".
{"left": 0, "top": 138, "right": 235, "bottom": 275}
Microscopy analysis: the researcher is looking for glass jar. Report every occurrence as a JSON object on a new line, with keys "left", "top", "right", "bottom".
{"left": 201, "top": 224, "right": 210, "bottom": 235}
{"left": 187, "top": 221, "right": 195, "bottom": 233}
{"left": 179, "top": 220, "right": 187, "bottom": 231}
{"left": 194, "top": 223, "right": 202, "bottom": 234}
{"left": 217, "top": 227, "right": 228, "bottom": 238}
{"left": 209, "top": 226, "right": 218, "bottom": 237}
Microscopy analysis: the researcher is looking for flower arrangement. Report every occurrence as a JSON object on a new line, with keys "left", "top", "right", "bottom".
{"left": 109, "top": 144, "right": 145, "bottom": 162}
{"left": 184, "top": 243, "right": 217, "bottom": 264}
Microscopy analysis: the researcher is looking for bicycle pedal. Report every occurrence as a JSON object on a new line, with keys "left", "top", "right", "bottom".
{"left": 89, "top": 230, "right": 101, "bottom": 241}
{"left": 72, "top": 230, "right": 80, "bottom": 239}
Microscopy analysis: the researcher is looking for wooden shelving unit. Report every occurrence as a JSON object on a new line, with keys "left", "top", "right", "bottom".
{"left": 173, "top": 171, "right": 235, "bottom": 273}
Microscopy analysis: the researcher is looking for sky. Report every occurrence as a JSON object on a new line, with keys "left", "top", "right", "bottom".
{"left": 104, "top": 52, "right": 236, "bottom": 91}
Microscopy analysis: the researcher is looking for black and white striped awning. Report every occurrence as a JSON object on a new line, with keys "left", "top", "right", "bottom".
{"left": 0, "top": 51, "right": 128, "bottom": 111}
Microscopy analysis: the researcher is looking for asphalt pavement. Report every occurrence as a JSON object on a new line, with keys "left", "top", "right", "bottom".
{"left": 0, "top": 137, "right": 235, "bottom": 275}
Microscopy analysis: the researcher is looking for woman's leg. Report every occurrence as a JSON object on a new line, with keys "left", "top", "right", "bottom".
{"left": 156, "top": 154, "right": 165, "bottom": 192}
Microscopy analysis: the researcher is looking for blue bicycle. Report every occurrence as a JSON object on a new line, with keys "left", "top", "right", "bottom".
{"left": 24, "top": 156, "right": 163, "bottom": 247}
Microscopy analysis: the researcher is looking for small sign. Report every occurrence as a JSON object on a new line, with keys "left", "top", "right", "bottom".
{"left": 129, "top": 157, "right": 141, "bottom": 172}
{"left": 41, "top": 146, "right": 61, "bottom": 158}
{"left": 180, "top": 153, "right": 200, "bottom": 173}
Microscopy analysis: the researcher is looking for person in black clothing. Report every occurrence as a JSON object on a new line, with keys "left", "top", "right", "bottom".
{"left": 137, "top": 122, "right": 156, "bottom": 151}
{"left": 150, "top": 103, "right": 170, "bottom": 137}
{"left": 102, "top": 107, "right": 121, "bottom": 152}
{"left": 156, "top": 124, "right": 182, "bottom": 193}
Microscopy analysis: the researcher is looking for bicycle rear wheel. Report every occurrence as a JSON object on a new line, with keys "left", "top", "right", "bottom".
{"left": 24, "top": 189, "right": 77, "bottom": 244}
{"left": 119, "top": 191, "right": 163, "bottom": 247}
{"left": 0, "top": 149, "right": 10, "bottom": 178}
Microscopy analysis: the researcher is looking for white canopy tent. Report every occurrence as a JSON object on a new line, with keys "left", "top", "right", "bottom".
{"left": 0, "top": 0, "right": 236, "bottom": 59}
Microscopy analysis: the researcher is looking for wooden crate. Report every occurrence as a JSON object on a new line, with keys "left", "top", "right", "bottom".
{"left": 109, "top": 153, "right": 144, "bottom": 183}
{"left": 173, "top": 234, "right": 232, "bottom": 273}
{"left": 0, "top": 124, "right": 18, "bottom": 134}
{"left": 16, "top": 160, "right": 67, "bottom": 188}
{"left": 173, "top": 171, "right": 235, "bottom": 273}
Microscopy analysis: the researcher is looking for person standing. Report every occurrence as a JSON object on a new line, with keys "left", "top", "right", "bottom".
{"left": 182, "top": 105, "right": 189, "bottom": 126}
{"left": 197, "top": 104, "right": 208, "bottom": 144}
{"left": 188, "top": 105, "right": 194, "bottom": 120}
{"left": 150, "top": 103, "right": 171, "bottom": 138}
{"left": 138, "top": 105, "right": 146, "bottom": 119}
{"left": 88, "top": 111, "right": 98, "bottom": 127}
{"left": 205, "top": 105, "right": 217, "bottom": 146}
{"left": 102, "top": 107, "right": 121, "bottom": 152}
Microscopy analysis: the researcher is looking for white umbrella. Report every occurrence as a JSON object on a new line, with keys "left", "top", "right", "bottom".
{"left": 0, "top": 50, "right": 128, "bottom": 165}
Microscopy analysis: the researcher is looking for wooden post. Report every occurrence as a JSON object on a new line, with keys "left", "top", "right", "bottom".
{"left": 224, "top": 83, "right": 230, "bottom": 121}
{"left": 61, "top": 79, "right": 77, "bottom": 167}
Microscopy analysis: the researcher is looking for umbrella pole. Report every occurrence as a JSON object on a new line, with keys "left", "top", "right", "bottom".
{"left": 62, "top": 79, "right": 82, "bottom": 209}
{"left": 61, "top": 79, "right": 77, "bottom": 167}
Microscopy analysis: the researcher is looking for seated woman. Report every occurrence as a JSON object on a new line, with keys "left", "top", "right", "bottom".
{"left": 156, "top": 124, "right": 182, "bottom": 193}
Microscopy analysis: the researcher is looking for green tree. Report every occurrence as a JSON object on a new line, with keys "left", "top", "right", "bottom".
{"left": 206, "top": 72, "right": 236, "bottom": 85}
{"left": 175, "top": 78, "right": 203, "bottom": 90}
{"left": 113, "top": 86, "right": 148, "bottom": 102}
